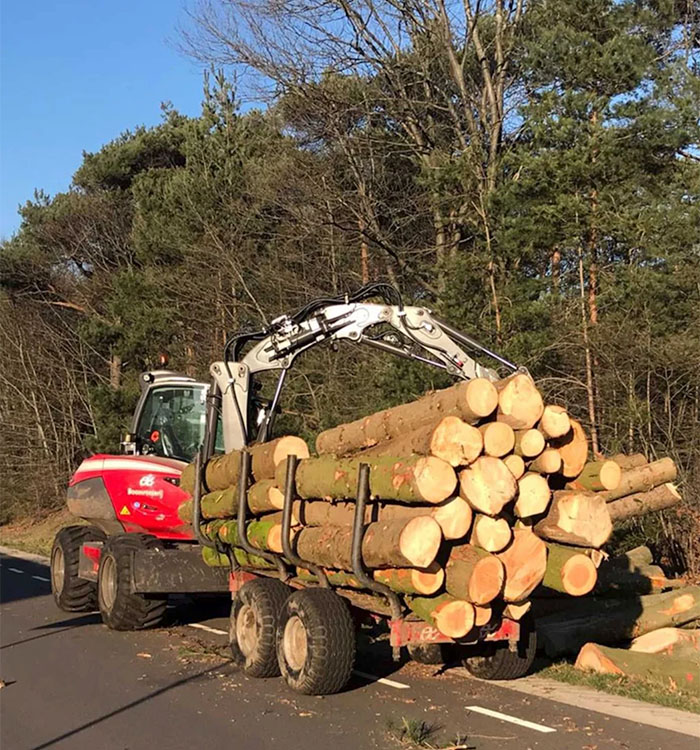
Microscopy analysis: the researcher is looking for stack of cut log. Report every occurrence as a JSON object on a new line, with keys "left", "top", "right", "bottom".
{"left": 177, "top": 373, "right": 683, "bottom": 642}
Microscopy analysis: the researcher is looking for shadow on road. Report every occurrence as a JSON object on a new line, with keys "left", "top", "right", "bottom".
{"left": 29, "top": 663, "right": 228, "bottom": 750}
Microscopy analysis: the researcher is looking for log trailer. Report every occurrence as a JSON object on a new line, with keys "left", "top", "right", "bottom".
{"left": 51, "top": 284, "right": 536, "bottom": 695}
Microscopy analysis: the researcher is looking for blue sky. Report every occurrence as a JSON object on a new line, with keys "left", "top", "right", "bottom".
{"left": 1, "top": 1, "right": 208, "bottom": 237}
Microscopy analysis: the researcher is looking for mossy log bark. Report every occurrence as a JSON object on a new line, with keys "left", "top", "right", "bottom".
{"left": 542, "top": 543, "right": 598, "bottom": 596}
{"left": 359, "top": 416, "right": 483, "bottom": 467}
{"left": 607, "top": 484, "right": 681, "bottom": 523}
{"left": 575, "top": 642, "right": 700, "bottom": 696}
{"left": 600, "top": 458, "right": 677, "bottom": 503}
{"left": 566, "top": 460, "right": 621, "bottom": 492}
{"left": 406, "top": 594, "right": 475, "bottom": 638}
{"left": 178, "top": 479, "right": 283, "bottom": 522}
{"left": 294, "top": 515, "right": 442, "bottom": 570}
{"left": 180, "top": 436, "right": 309, "bottom": 493}
{"left": 630, "top": 628, "right": 700, "bottom": 656}
{"left": 445, "top": 544, "right": 504, "bottom": 605}
{"left": 315, "top": 378, "right": 498, "bottom": 455}
{"left": 278, "top": 454, "right": 457, "bottom": 505}
{"left": 534, "top": 490, "right": 612, "bottom": 548}
{"left": 537, "top": 586, "right": 700, "bottom": 657}
{"left": 201, "top": 543, "right": 275, "bottom": 570}
{"left": 203, "top": 517, "right": 284, "bottom": 553}
{"left": 609, "top": 545, "right": 653, "bottom": 571}
{"left": 295, "top": 565, "right": 445, "bottom": 595}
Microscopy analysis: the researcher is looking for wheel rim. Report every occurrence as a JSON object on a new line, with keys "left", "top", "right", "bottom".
{"left": 283, "top": 615, "right": 308, "bottom": 672}
{"left": 51, "top": 546, "right": 65, "bottom": 595}
{"left": 235, "top": 604, "right": 259, "bottom": 657}
{"left": 100, "top": 555, "right": 118, "bottom": 612}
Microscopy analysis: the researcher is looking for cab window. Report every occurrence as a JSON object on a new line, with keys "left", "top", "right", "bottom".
{"left": 135, "top": 385, "right": 223, "bottom": 461}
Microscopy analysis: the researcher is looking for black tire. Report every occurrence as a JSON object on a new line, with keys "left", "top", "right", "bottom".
{"left": 51, "top": 525, "right": 106, "bottom": 612}
{"left": 97, "top": 534, "right": 167, "bottom": 631}
{"left": 407, "top": 642, "right": 448, "bottom": 665}
{"left": 276, "top": 588, "right": 356, "bottom": 695}
{"left": 461, "top": 615, "right": 537, "bottom": 680}
{"left": 229, "top": 579, "right": 291, "bottom": 678}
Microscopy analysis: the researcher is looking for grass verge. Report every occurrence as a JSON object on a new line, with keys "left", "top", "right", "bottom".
{"left": 0, "top": 508, "right": 81, "bottom": 557}
{"left": 538, "top": 661, "right": 700, "bottom": 714}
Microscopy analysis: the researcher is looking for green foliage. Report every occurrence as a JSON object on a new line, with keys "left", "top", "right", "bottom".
{"left": 0, "top": 2, "right": 698, "bottom": 578}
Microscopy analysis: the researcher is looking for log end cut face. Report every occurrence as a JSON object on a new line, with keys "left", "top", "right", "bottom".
{"left": 434, "top": 600, "right": 476, "bottom": 639}
{"left": 430, "top": 417, "right": 483, "bottom": 466}
{"left": 561, "top": 554, "right": 597, "bottom": 597}
{"left": 459, "top": 457, "right": 517, "bottom": 516}
{"left": 495, "top": 374, "right": 545, "bottom": 430}
{"left": 399, "top": 516, "right": 443, "bottom": 568}
{"left": 465, "top": 378, "right": 499, "bottom": 419}
{"left": 469, "top": 556, "right": 505, "bottom": 605}
{"left": 413, "top": 456, "right": 458, "bottom": 504}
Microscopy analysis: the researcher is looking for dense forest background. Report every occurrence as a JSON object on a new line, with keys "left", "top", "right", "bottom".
{"left": 1, "top": 0, "right": 698, "bottom": 568}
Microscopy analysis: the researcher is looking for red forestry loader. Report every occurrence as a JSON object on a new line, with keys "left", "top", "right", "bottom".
{"left": 51, "top": 284, "right": 535, "bottom": 695}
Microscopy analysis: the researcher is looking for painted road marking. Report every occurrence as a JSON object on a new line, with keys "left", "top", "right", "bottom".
{"left": 353, "top": 670, "right": 409, "bottom": 690}
{"left": 32, "top": 575, "right": 50, "bottom": 582}
{"left": 8, "top": 567, "right": 25, "bottom": 574}
{"left": 187, "top": 622, "right": 228, "bottom": 636}
{"left": 466, "top": 705, "right": 556, "bottom": 733}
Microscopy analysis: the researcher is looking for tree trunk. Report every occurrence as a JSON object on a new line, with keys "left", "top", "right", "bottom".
{"left": 607, "top": 484, "right": 681, "bottom": 523}
{"left": 282, "top": 455, "right": 457, "bottom": 505}
{"left": 600, "top": 458, "right": 678, "bottom": 502}
{"left": 537, "top": 586, "right": 700, "bottom": 657}
{"left": 549, "top": 419, "right": 589, "bottom": 478}
{"left": 469, "top": 514, "right": 512, "bottom": 553}
{"left": 474, "top": 604, "right": 493, "bottom": 626}
{"left": 609, "top": 545, "right": 653, "bottom": 571}
{"left": 478, "top": 422, "right": 515, "bottom": 457}
{"left": 206, "top": 517, "right": 284, "bottom": 553}
{"left": 542, "top": 543, "right": 598, "bottom": 596}
{"left": 610, "top": 453, "right": 648, "bottom": 470}
{"left": 630, "top": 628, "right": 700, "bottom": 656}
{"left": 494, "top": 373, "right": 544, "bottom": 430}
{"left": 250, "top": 436, "right": 311, "bottom": 482}
{"left": 359, "top": 416, "right": 483, "bottom": 467}
{"left": 497, "top": 529, "right": 547, "bottom": 602}
{"left": 315, "top": 378, "right": 498, "bottom": 455}
{"left": 373, "top": 567, "right": 445, "bottom": 595}
{"left": 528, "top": 448, "right": 562, "bottom": 475}
{"left": 294, "top": 515, "right": 442, "bottom": 569}
{"left": 575, "top": 643, "right": 700, "bottom": 696}
{"left": 109, "top": 353, "right": 122, "bottom": 391}
{"left": 406, "top": 594, "right": 475, "bottom": 638}
{"left": 566, "top": 460, "right": 621, "bottom": 492}
{"left": 514, "top": 472, "right": 551, "bottom": 518}
{"left": 247, "top": 479, "right": 285, "bottom": 514}
{"left": 180, "top": 436, "right": 309, "bottom": 494}
{"left": 513, "top": 428, "right": 545, "bottom": 459}
{"left": 594, "top": 563, "right": 676, "bottom": 596}
{"left": 534, "top": 490, "right": 612, "bottom": 548}
{"left": 539, "top": 405, "right": 571, "bottom": 439}
{"left": 445, "top": 544, "right": 504, "bottom": 605}
{"left": 459, "top": 456, "right": 517, "bottom": 515}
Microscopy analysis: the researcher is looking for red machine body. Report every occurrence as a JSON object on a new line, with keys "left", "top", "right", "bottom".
{"left": 68, "top": 453, "right": 193, "bottom": 540}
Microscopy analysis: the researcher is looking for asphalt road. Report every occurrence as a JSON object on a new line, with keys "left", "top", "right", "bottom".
{"left": 1, "top": 551, "right": 697, "bottom": 750}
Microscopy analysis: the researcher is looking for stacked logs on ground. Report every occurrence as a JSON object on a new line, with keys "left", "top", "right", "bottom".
{"left": 179, "top": 375, "right": 681, "bottom": 643}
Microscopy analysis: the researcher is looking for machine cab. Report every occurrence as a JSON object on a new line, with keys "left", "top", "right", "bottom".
{"left": 122, "top": 371, "right": 222, "bottom": 463}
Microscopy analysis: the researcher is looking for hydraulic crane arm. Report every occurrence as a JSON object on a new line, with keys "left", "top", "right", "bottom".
{"left": 207, "top": 298, "right": 520, "bottom": 452}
